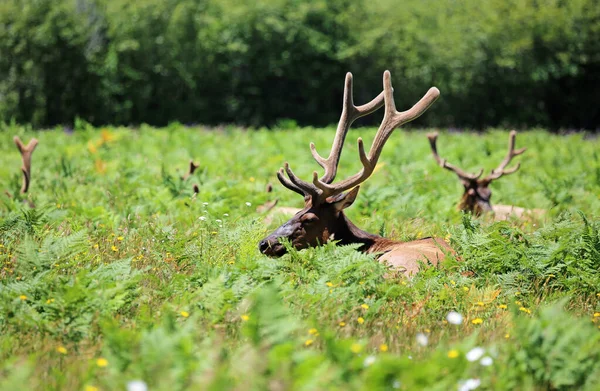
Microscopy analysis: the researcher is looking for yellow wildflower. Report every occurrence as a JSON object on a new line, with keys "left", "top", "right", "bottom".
{"left": 46, "top": 298, "right": 55, "bottom": 304}
{"left": 93, "top": 244, "right": 99, "bottom": 249}
{"left": 326, "top": 282, "right": 333, "bottom": 287}
{"left": 304, "top": 339, "right": 313, "bottom": 346}
{"left": 339, "top": 321, "right": 346, "bottom": 327}
{"left": 515, "top": 292, "right": 521, "bottom": 296}
{"left": 472, "top": 318, "right": 483, "bottom": 325}
{"left": 448, "top": 349, "right": 459, "bottom": 358}
{"left": 96, "top": 358, "right": 108, "bottom": 368}
{"left": 308, "top": 328, "right": 318, "bottom": 335}
{"left": 361, "top": 304, "right": 369, "bottom": 310}
{"left": 357, "top": 317, "right": 365, "bottom": 324}
{"left": 19, "top": 295, "right": 27, "bottom": 301}
{"left": 84, "top": 386, "right": 99, "bottom": 391}
{"left": 56, "top": 346, "right": 67, "bottom": 355}
{"left": 515, "top": 300, "right": 522, "bottom": 306}
{"left": 450, "top": 280, "right": 456, "bottom": 286}
{"left": 350, "top": 343, "right": 362, "bottom": 353}
{"left": 117, "top": 236, "right": 124, "bottom": 241}
{"left": 241, "top": 314, "right": 250, "bottom": 321}
{"left": 504, "top": 333, "right": 510, "bottom": 339}
{"left": 462, "top": 287, "right": 469, "bottom": 292}
{"left": 180, "top": 311, "right": 190, "bottom": 318}
{"left": 379, "top": 344, "right": 388, "bottom": 352}
{"left": 111, "top": 245, "right": 118, "bottom": 252}
{"left": 498, "top": 304, "right": 508, "bottom": 309}
{"left": 593, "top": 313, "right": 600, "bottom": 318}
{"left": 249, "top": 177, "right": 255, "bottom": 182}
{"left": 519, "top": 307, "right": 531, "bottom": 314}
{"left": 476, "top": 301, "right": 484, "bottom": 307}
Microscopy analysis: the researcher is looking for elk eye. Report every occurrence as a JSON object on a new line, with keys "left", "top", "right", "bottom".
{"left": 301, "top": 213, "right": 319, "bottom": 224}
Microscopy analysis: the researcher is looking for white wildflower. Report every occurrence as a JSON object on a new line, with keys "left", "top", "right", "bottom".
{"left": 466, "top": 347, "right": 485, "bottom": 362}
{"left": 416, "top": 332, "right": 429, "bottom": 346}
{"left": 215, "top": 219, "right": 222, "bottom": 223}
{"left": 203, "top": 202, "right": 209, "bottom": 206}
{"left": 199, "top": 216, "right": 206, "bottom": 221}
{"left": 480, "top": 356, "right": 493, "bottom": 366}
{"left": 447, "top": 311, "right": 463, "bottom": 325}
{"left": 458, "top": 378, "right": 481, "bottom": 391}
{"left": 363, "top": 355, "right": 376, "bottom": 367}
{"left": 127, "top": 380, "right": 148, "bottom": 391}
{"left": 245, "top": 202, "right": 252, "bottom": 207}
{"left": 223, "top": 213, "right": 229, "bottom": 217}
{"left": 393, "top": 380, "right": 401, "bottom": 389}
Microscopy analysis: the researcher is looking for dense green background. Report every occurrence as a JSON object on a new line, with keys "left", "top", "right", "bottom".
{"left": 1, "top": 125, "right": 599, "bottom": 390}
{"left": 1, "top": 0, "right": 599, "bottom": 129}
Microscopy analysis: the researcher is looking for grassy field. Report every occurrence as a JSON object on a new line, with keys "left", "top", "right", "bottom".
{"left": 1, "top": 124, "right": 599, "bottom": 390}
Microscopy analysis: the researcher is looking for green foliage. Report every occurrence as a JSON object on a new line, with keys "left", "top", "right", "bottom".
{"left": 500, "top": 301, "right": 600, "bottom": 390}
{"left": 0, "top": 126, "right": 599, "bottom": 390}
{"left": 1, "top": 0, "right": 599, "bottom": 128}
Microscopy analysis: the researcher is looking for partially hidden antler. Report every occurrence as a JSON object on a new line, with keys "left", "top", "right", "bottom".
{"left": 278, "top": 70, "right": 440, "bottom": 204}
{"left": 14, "top": 136, "right": 39, "bottom": 194}
{"left": 181, "top": 160, "right": 199, "bottom": 181}
{"left": 483, "top": 130, "right": 526, "bottom": 181}
{"left": 427, "top": 132, "right": 483, "bottom": 181}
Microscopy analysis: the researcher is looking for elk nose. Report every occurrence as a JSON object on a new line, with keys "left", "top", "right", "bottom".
{"left": 258, "top": 239, "right": 269, "bottom": 253}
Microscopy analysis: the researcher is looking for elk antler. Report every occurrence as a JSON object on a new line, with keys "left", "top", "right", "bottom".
{"left": 427, "top": 132, "right": 484, "bottom": 181}
{"left": 483, "top": 130, "right": 526, "bottom": 181}
{"left": 277, "top": 72, "right": 385, "bottom": 199}
{"left": 278, "top": 70, "right": 440, "bottom": 204}
{"left": 14, "top": 136, "right": 39, "bottom": 194}
{"left": 181, "top": 160, "right": 199, "bottom": 181}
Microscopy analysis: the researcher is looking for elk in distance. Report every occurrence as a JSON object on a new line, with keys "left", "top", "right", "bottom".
{"left": 428, "top": 131, "right": 544, "bottom": 220}
{"left": 258, "top": 71, "right": 451, "bottom": 275}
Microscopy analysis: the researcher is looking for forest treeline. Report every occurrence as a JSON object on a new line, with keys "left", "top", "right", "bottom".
{"left": 0, "top": 0, "right": 598, "bottom": 129}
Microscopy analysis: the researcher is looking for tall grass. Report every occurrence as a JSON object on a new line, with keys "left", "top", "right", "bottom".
{"left": 0, "top": 125, "right": 599, "bottom": 390}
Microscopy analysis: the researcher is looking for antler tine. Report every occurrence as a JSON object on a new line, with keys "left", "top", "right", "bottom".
{"left": 277, "top": 163, "right": 319, "bottom": 200}
{"left": 427, "top": 132, "right": 484, "bottom": 181}
{"left": 312, "top": 70, "right": 440, "bottom": 199}
{"left": 14, "top": 136, "right": 39, "bottom": 194}
{"left": 485, "top": 130, "right": 527, "bottom": 181}
{"left": 310, "top": 72, "right": 385, "bottom": 184}
{"left": 181, "top": 160, "right": 199, "bottom": 180}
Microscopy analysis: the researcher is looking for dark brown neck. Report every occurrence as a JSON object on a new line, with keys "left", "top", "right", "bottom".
{"left": 335, "top": 213, "right": 381, "bottom": 252}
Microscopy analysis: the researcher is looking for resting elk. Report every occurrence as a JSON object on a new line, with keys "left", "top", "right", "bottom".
{"left": 427, "top": 131, "right": 544, "bottom": 220}
{"left": 258, "top": 70, "right": 452, "bottom": 275}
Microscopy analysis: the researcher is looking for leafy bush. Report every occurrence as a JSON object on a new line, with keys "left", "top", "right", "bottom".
{"left": 1, "top": 0, "right": 599, "bottom": 128}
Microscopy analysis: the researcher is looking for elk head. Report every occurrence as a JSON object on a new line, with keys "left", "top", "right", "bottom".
{"left": 259, "top": 71, "right": 440, "bottom": 257}
{"left": 427, "top": 131, "right": 526, "bottom": 215}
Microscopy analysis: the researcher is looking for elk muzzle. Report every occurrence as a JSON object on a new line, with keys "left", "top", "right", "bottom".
{"left": 258, "top": 220, "right": 300, "bottom": 257}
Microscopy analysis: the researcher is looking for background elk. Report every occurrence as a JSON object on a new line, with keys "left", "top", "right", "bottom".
{"left": 428, "top": 131, "right": 544, "bottom": 220}
{"left": 259, "top": 70, "right": 451, "bottom": 275}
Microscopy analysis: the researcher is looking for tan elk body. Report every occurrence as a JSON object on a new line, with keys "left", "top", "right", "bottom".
{"left": 428, "top": 131, "right": 544, "bottom": 221}
{"left": 259, "top": 71, "right": 451, "bottom": 275}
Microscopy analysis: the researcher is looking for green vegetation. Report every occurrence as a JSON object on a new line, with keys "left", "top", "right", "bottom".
{"left": 0, "top": 125, "right": 599, "bottom": 390}
{"left": 1, "top": 0, "right": 599, "bottom": 129}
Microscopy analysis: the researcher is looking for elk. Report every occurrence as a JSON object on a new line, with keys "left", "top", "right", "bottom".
{"left": 427, "top": 131, "right": 543, "bottom": 220}
{"left": 258, "top": 71, "right": 451, "bottom": 275}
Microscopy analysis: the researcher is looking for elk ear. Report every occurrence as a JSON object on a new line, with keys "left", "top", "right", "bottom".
{"left": 330, "top": 186, "right": 360, "bottom": 212}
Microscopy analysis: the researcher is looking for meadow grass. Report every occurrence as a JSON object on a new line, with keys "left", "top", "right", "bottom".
{"left": 0, "top": 123, "right": 599, "bottom": 390}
